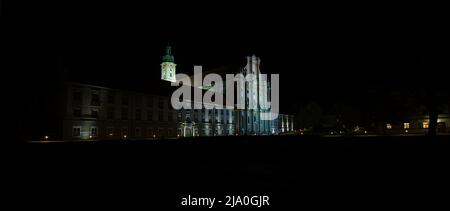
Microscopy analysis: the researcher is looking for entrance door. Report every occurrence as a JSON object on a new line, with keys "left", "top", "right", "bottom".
{"left": 184, "top": 127, "right": 192, "bottom": 137}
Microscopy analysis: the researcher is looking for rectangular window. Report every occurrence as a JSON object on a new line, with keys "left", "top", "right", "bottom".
{"left": 147, "top": 110, "right": 153, "bottom": 121}
{"left": 73, "top": 126, "right": 81, "bottom": 137}
{"left": 121, "top": 108, "right": 128, "bottom": 120}
{"left": 177, "top": 111, "right": 182, "bottom": 121}
{"left": 135, "top": 128, "right": 141, "bottom": 137}
{"left": 107, "top": 94, "right": 115, "bottom": 104}
{"left": 91, "top": 93, "right": 100, "bottom": 106}
{"left": 185, "top": 110, "right": 190, "bottom": 119}
{"left": 147, "top": 97, "right": 153, "bottom": 108}
{"left": 73, "top": 108, "right": 81, "bottom": 117}
{"left": 135, "top": 109, "right": 141, "bottom": 120}
{"left": 168, "top": 112, "right": 173, "bottom": 122}
{"left": 423, "top": 122, "right": 429, "bottom": 129}
{"left": 122, "top": 95, "right": 129, "bottom": 106}
{"left": 158, "top": 98, "right": 164, "bottom": 109}
{"left": 73, "top": 91, "right": 82, "bottom": 102}
{"left": 107, "top": 109, "right": 114, "bottom": 120}
{"left": 90, "top": 127, "right": 98, "bottom": 137}
{"left": 135, "top": 96, "right": 142, "bottom": 107}
{"left": 91, "top": 109, "right": 98, "bottom": 118}
{"left": 107, "top": 127, "right": 114, "bottom": 136}
{"left": 403, "top": 123, "right": 410, "bottom": 129}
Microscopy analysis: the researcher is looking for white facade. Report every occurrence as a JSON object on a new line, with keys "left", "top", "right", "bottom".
{"left": 173, "top": 54, "right": 294, "bottom": 137}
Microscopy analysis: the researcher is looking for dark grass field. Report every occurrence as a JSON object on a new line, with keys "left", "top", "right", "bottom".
{"left": 3, "top": 135, "right": 450, "bottom": 209}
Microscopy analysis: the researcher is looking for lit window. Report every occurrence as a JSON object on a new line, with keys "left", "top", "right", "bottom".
{"left": 423, "top": 122, "right": 429, "bottom": 129}
{"left": 403, "top": 123, "right": 410, "bottom": 129}
{"left": 386, "top": 124, "right": 392, "bottom": 129}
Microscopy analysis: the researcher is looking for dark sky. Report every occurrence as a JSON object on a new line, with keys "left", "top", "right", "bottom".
{"left": 6, "top": 1, "right": 450, "bottom": 114}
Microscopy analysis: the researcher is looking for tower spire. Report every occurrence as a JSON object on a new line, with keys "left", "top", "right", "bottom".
{"left": 162, "top": 44, "right": 174, "bottom": 63}
{"left": 161, "top": 43, "right": 177, "bottom": 82}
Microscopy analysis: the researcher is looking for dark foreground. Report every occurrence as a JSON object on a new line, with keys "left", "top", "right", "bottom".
{"left": 3, "top": 136, "right": 450, "bottom": 209}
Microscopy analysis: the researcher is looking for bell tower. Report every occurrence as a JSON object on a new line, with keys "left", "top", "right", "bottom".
{"left": 161, "top": 45, "right": 176, "bottom": 82}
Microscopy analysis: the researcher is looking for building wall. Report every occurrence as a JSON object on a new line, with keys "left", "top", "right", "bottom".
{"left": 63, "top": 80, "right": 295, "bottom": 140}
{"left": 63, "top": 82, "right": 178, "bottom": 140}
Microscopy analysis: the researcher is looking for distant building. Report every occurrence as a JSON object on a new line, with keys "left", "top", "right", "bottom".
{"left": 384, "top": 114, "right": 450, "bottom": 135}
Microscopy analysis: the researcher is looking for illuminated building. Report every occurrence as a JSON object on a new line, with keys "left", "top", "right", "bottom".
{"left": 61, "top": 45, "right": 294, "bottom": 140}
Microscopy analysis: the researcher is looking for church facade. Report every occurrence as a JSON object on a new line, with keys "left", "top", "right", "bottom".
{"left": 162, "top": 45, "right": 294, "bottom": 137}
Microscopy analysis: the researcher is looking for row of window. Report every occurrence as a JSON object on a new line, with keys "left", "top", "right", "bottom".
{"left": 72, "top": 90, "right": 169, "bottom": 108}
{"left": 73, "top": 108, "right": 175, "bottom": 122}
{"left": 386, "top": 122, "right": 427, "bottom": 129}
{"left": 72, "top": 126, "right": 175, "bottom": 137}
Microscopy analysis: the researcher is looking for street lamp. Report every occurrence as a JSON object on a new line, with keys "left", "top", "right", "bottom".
{"left": 44, "top": 136, "right": 48, "bottom": 141}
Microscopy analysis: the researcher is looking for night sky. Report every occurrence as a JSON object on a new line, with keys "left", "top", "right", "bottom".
{"left": 5, "top": 1, "right": 450, "bottom": 136}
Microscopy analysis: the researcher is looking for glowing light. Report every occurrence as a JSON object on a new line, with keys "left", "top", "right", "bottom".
{"left": 423, "top": 122, "right": 429, "bottom": 129}
{"left": 405, "top": 130, "right": 408, "bottom": 133}
{"left": 123, "top": 135, "right": 127, "bottom": 139}
{"left": 109, "top": 133, "right": 113, "bottom": 136}
{"left": 403, "top": 123, "right": 410, "bottom": 129}
{"left": 89, "top": 135, "right": 92, "bottom": 139}
{"left": 386, "top": 124, "right": 392, "bottom": 129}
{"left": 331, "top": 132, "right": 334, "bottom": 135}
{"left": 364, "top": 130, "right": 367, "bottom": 134}
{"left": 44, "top": 136, "right": 48, "bottom": 141}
